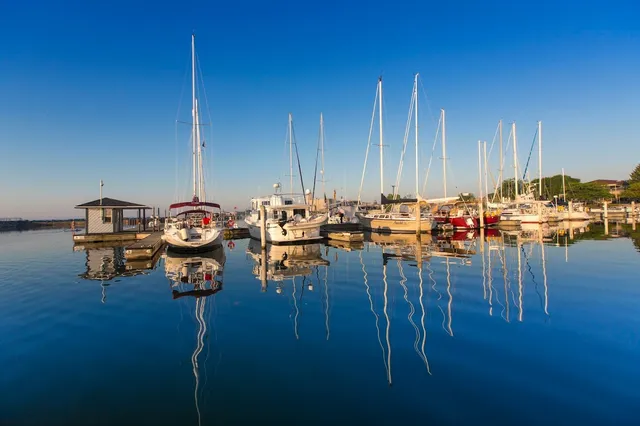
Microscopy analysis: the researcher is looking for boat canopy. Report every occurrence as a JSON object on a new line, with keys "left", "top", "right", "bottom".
{"left": 174, "top": 209, "right": 214, "bottom": 216}
{"left": 169, "top": 201, "right": 221, "bottom": 210}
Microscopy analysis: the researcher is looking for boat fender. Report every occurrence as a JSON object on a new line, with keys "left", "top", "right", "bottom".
{"left": 227, "top": 219, "right": 235, "bottom": 228}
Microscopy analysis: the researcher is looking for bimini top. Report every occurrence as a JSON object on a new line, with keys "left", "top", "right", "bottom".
{"left": 169, "top": 201, "right": 221, "bottom": 210}
{"left": 75, "top": 197, "right": 150, "bottom": 209}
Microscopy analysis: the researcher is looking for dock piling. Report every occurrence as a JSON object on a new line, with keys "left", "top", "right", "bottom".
{"left": 260, "top": 205, "right": 267, "bottom": 250}
{"left": 568, "top": 201, "right": 573, "bottom": 221}
{"left": 478, "top": 202, "right": 485, "bottom": 229}
{"left": 415, "top": 202, "right": 421, "bottom": 237}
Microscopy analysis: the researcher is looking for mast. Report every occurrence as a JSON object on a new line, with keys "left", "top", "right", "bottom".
{"left": 512, "top": 122, "right": 518, "bottom": 200}
{"left": 478, "top": 141, "right": 483, "bottom": 203}
{"left": 289, "top": 113, "right": 293, "bottom": 197}
{"left": 442, "top": 109, "right": 447, "bottom": 197}
{"left": 320, "top": 113, "right": 326, "bottom": 200}
{"left": 195, "top": 99, "right": 204, "bottom": 200}
{"left": 499, "top": 120, "right": 503, "bottom": 201}
{"left": 538, "top": 121, "right": 543, "bottom": 199}
{"left": 379, "top": 77, "right": 384, "bottom": 198}
{"left": 191, "top": 34, "right": 198, "bottom": 200}
{"left": 414, "top": 73, "right": 419, "bottom": 198}
{"left": 562, "top": 168, "right": 567, "bottom": 201}
{"left": 483, "top": 141, "right": 489, "bottom": 204}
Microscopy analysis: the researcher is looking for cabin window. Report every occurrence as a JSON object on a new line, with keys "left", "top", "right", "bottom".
{"left": 281, "top": 211, "right": 288, "bottom": 221}
{"left": 293, "top": 209, "right": 306, "bottom": 218}
{"left": 102, "top": 208, "right": 112, "bottom": 224}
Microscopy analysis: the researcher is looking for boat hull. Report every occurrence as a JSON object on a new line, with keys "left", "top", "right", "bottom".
{"left": 559, "top": 211, "right": 591, "bottom": 221}
{"left": 499, "top": 213, "right": 548, "bottom": 224}
{"left": 246, "top": 214, "right": 327, "bottom": 244}
{"left": 357, "top": 215, "right": 438, "bottom": 233}
{"left": 162, "top": 226, "right": 222, "bottom": 252}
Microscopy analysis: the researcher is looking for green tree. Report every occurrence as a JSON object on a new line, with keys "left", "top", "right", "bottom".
{"left": 386, "top": 193, "right": 400, "bottom": 200}
{"left": 531, "top": 174, "right": 581, "bottom": 200}
{"left": 570, "top": 182, "right": 612, "bottom": 201}
{"left": 621, "top": 182, "right": 640, "bottom": 200}
{"left": 458, "top": 192, "right": 475, "bottom": 202}
{"left": 630, "top": 164, "right": 640, "bottom": 184}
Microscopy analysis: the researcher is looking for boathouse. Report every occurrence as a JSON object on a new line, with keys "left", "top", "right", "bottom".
{"left": 75, "top": 197, "right": 151, "bottom": 235}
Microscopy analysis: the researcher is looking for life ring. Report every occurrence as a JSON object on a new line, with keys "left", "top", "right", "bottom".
{"left": 227, "top": 219, "right": 235, "bottom": 228}
{"left": 227, "top": 241, "right": 235, "bottom": 250}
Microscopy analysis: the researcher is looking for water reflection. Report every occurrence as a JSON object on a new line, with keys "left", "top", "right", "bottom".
{"left": 163, "top": 246, "right": 226, "bottom": 426}
{"left": 75, "top": 242, "right": 161, "bottom": 302}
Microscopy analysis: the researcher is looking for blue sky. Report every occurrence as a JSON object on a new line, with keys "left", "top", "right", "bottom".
{"left": 1, "top": 0, "right": 639, "bottom": 218}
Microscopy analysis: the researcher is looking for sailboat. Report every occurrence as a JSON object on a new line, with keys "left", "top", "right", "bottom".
{"left": 499, "top": 122, "right": 557, "bottom": 225}
{"left": 356, "top": 75, "right": 437, "bottom": 233}
{"left": 245, "top": 114, "right": 328, "bottom": 243}
{"left": 163, "top": 34, "right": 223, "bottom": 251}
{"left": 556, "top": 168, "right": 591, "bottom": 221}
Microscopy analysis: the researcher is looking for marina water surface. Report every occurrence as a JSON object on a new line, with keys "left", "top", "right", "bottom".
{"left": 1, "top": 227, "right": 639, "bottom": 425}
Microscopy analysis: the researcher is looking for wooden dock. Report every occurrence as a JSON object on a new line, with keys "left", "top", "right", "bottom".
{"left": 73, "top": 231, "right": 150, "bottom": 244}
{"left": 124, "top": 232, "right": 165, "bottom": 260}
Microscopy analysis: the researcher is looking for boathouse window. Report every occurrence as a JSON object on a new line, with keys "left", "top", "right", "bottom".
{"left": 102, "top": 208, "right": 112, "bottom": 224}
{"left": 261, "top": 201, "right": 270, "bottom": 206}
{"left": 293, "top": 209, "right": 306, "bottom": 218}
{"left": 273, "top": 210, "right": 278, "bottom": 219}
{"left": 281, "top": 211, "right": 287, "bottom": 221}
{"left": 284, "top": 200, "right": 293, "bottom": 205}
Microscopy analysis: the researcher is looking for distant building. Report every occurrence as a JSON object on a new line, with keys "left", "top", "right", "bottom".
{"left": 75, "top": 197, "right": 151, "bottom": 234}
{"left": 588, "top": 180, "right": 628, "bottom": 200}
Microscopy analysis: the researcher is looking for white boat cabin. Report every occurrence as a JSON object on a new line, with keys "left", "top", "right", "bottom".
{"left": 250, "top": 194, "right": 311, "bottom": 222}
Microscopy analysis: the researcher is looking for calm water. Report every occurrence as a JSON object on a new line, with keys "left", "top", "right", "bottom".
{"left": 1, "top": 224, "right": 639, "bottom": 425}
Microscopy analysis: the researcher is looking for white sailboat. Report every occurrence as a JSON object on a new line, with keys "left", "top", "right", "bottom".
{"left": 499, "top": 121, "right": 557, "bottom": 224}
{"left": 163, "top": 34, "right": 222, "bottom": 251}
{"left": 245, "top": 114, "right": 328, "bottom": 243}
{"left": 356, "top": 75, "right": 437, "bottom": 233}
{"left": 557, "top": 168, "right": 591, "bottom": 221}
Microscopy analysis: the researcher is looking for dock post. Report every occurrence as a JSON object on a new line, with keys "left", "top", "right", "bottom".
{"left": 415, "top": 202, "right": 421, "bottom": 237}
{"left": 537, "top": 202, "right": 542, "bottom": 223}
{"left": 478, "top": 201, "right": 485, "bottom": 229}
{"left": 480, "top": 226, "right": 485, "bottom": 253}
{"left": 604, "top": 218, "right": 609, "bottom": 235}
{"left": 632, "top": 201, "right": 636, "bottom": 218}
{"left": 415, "top": 238, "right": 423, "bottom": 270}
{"left": 260, "top": 248, "right": 268, "bottom": 292}
{"left": 568, "top": 201, "right": 573, "bottom": 221}
{"left": 260, "top": 205, "right": 267, "bottom": 250}
{"left": 603, "top": 201, "right": 608, "bottom": 221}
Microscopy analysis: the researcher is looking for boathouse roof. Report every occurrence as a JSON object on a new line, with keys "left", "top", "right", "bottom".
{"left": 75, "top": 197, "right": 150, "bottom": 209}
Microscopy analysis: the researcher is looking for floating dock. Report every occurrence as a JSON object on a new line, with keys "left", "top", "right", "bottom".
{"left": 73, "top": 231, "right": 150, "bottom": 244}
{"left": 124, "top": 232, "right": 164, "bottom": 260}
